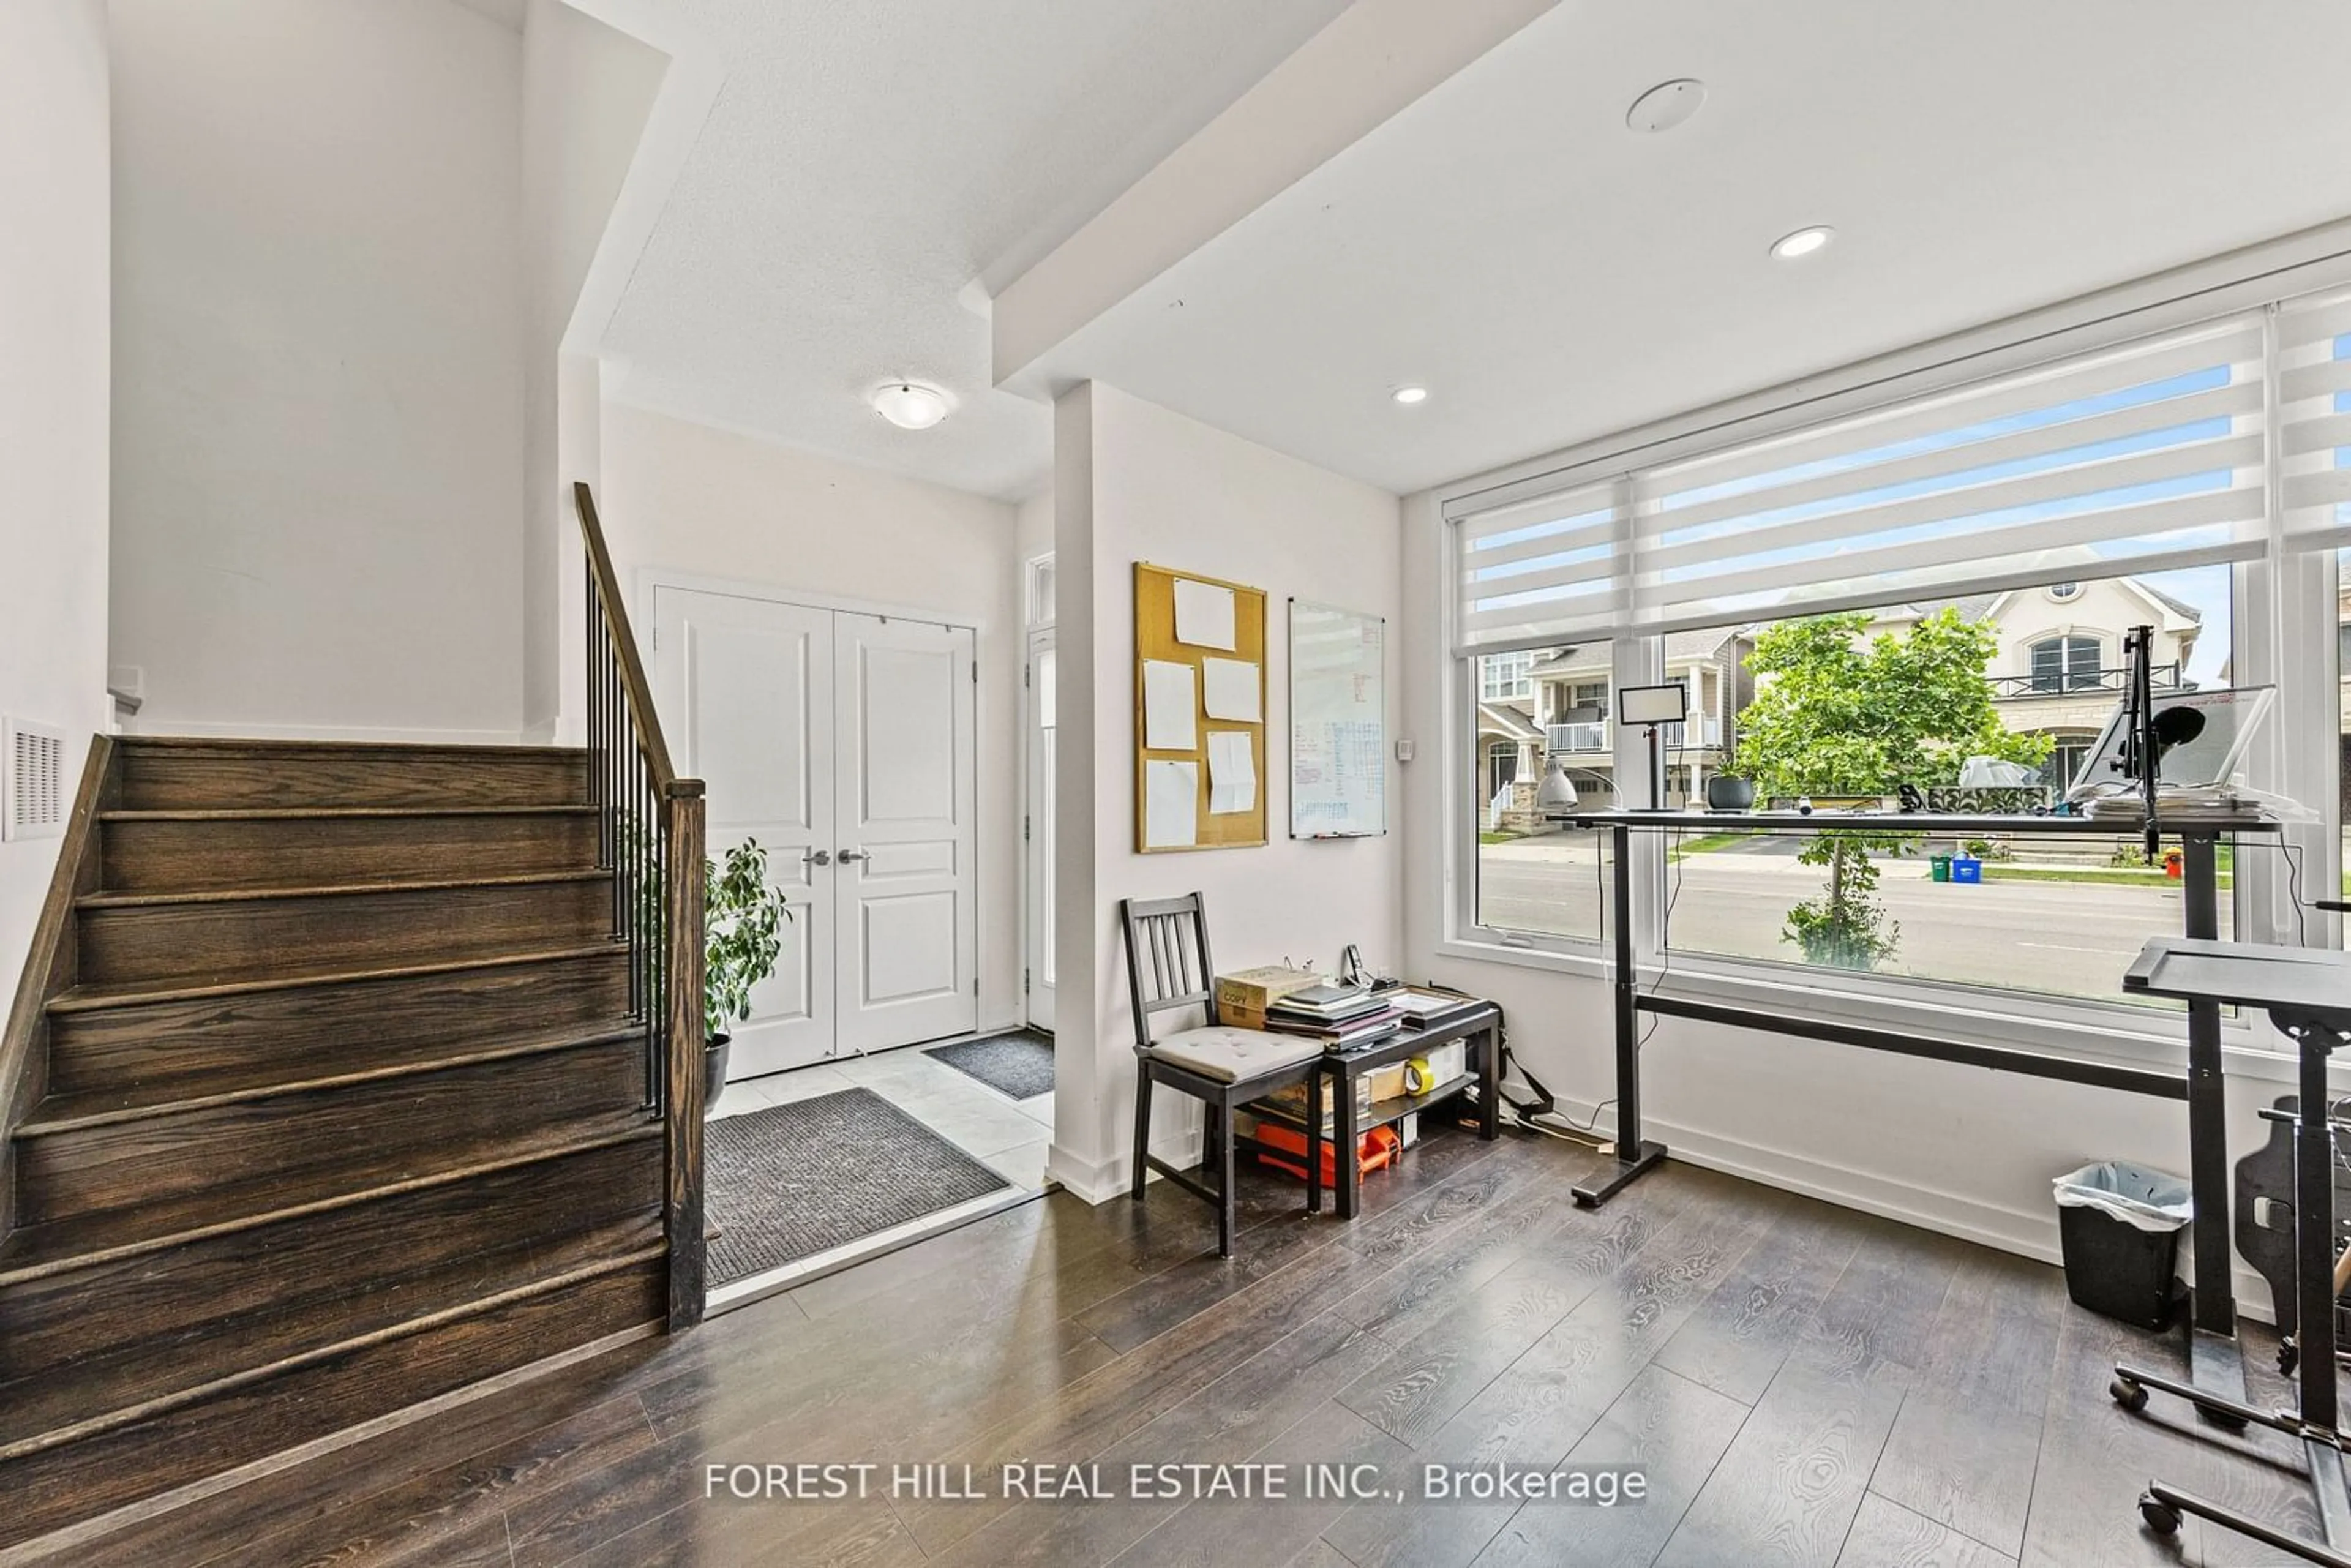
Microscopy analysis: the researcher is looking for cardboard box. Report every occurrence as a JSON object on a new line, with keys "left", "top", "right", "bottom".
{"left": 1367, "top": 1063, "right": 1412, "bottom": 1103}
{"left": 1215, "top": 965, "right": 1322, "bottom": 1016}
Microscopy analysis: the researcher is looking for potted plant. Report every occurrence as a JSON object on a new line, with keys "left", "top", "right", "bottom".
{"left": 1704, "top": 758, "right": 1756, "bottom": 813}
{"left": 703, "top": 838, "right": 792, "bottom": 1113}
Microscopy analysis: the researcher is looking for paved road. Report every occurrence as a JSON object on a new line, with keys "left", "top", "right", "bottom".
{"left": 1477, "top": 838, "right": 2229, "bottom": 1003}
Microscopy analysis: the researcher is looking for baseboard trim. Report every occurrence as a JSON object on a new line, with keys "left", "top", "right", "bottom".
{"left": 1044, "top": 1144, "right": 1126, "bottom": 1205}
{"left": 0, "top": 1320, "right": 661, "bottom": 1567}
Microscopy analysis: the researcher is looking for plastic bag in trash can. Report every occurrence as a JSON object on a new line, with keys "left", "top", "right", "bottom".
{"left": 2052, "top": 1160, "right": 2192, "bottom": 1233}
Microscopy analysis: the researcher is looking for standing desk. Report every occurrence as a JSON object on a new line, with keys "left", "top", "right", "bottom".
{"left": 1559, "top": 807, "right": 2278, "bottom": 1404}
{"left": 2117, "top": 937, "right": 2351, "bottom": 1566}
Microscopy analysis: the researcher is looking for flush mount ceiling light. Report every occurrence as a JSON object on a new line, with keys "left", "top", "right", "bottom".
{"left": 1771, "top": 225, "right": 1835, "bottom": 260}
{"left": 871, "top": 381, "right": 950, "bottom": 430}
{"left": 1391, "top": 385, "right": 1430, "bottom": 405}
{"left": 1625, "top": 78, "right": 1706, "bottom": 134}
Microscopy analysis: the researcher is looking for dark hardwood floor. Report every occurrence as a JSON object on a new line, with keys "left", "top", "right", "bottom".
{"left": 10, "top": 1122, "right": 2327, "bottom": 1567}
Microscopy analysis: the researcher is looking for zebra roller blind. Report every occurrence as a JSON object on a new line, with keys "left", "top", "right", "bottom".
{"left": 1455, "top": 286, "right": 2351, "bottom": 655}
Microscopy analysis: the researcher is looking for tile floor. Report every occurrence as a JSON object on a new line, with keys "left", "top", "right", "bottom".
{"left": 702, "top": 1035, "right": 1060, "bottom": 1314}
{"left": 707, "top": 1034, "right": 1056, "bottom": 1193}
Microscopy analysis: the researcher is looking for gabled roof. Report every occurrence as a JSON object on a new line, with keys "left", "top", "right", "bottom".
{"left": 1531, "top": 626, "right": 1744, "bottom": 676}
{"left": 1477, "top": 702, "right": 1540, "bottom": 740}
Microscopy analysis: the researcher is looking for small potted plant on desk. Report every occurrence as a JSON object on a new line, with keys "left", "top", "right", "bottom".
{"left": 1704, "top": 757, "right": 1757, "bottom": 814}
{"left": 703, "top": 839, "right": 792, "bottom": 1115}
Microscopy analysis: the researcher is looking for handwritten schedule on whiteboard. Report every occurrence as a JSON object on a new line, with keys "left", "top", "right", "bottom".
{"left": 1288, "top": 601, "right": 1387, "bottom": 838}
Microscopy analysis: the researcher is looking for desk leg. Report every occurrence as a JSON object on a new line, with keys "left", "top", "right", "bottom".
{"left": 2181, "top": 831, "right": 2246, "bottom": 1407}
{"left": 1337, "top": 1068, "right": 1360, "bottom": 1221}
{"left": 2297, "top": 1035, "right": 2339, "bottom": 1435}
{"left": 1575, "top": 821, "right": 1668, "bottom": 1208}
{"left": 1480, "top": 1020, "right": 1500, "bottom": 1141}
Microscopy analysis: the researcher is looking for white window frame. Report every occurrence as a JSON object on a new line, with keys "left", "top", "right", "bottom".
{"left": 1441, "top": 234, "right": 2351, "bottom": 1082}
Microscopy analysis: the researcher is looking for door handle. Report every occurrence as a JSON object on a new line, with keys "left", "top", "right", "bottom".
{"left": 804, "top": 849, "right": 832, "bottom": 867}
{"left": 838, "top": 848, "right": 869, "bottom": 863}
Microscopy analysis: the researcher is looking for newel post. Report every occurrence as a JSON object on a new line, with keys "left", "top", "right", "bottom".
{"left": 663, "top": 781, "right": 708, "bottom": 1329}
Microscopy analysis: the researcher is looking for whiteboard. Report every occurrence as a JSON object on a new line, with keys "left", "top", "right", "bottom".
{"left": 1288, "top": 600, "right": 1387, "bottom": 838}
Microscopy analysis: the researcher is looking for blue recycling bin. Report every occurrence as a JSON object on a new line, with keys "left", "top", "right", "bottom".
{"left": 1951, "top": 857, "right": 1982, "bottom": 883}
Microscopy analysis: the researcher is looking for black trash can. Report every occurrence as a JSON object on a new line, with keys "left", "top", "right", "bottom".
{"left": 2053, "top": 1161, "right": 2192, "bottom": 1329}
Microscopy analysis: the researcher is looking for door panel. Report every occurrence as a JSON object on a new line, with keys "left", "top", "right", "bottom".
{"left": 1025, "top": 634, "right": 1056, "bottom": 1031}
{"left": 654, "top": 588, "right": 836, "bottom": 1076}
{"left": 834, "top": 613, "right": 977, "bottom": 1052}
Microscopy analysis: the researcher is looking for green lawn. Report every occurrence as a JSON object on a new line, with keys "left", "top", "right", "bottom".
{"left": 1668, "top": 831, "right": 1754, "bottom": 861}
{"left": 1477, "top": 831, "right": 1519, "bottom": 845}
{"left": 1983, "top": 865, "right": 2234, "bottom": 890}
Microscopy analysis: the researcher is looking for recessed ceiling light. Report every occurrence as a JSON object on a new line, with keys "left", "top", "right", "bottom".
{"left": 871, "top": 381, "right": 950, "bottom": 430}
{"left": 1771, "top": 226, "right": 1835, "bottom": 260}
{"left": 1392, "top": 386, "right": 1429, "bottom": 405}
{"left": 1625, "top": 78, "right": 1706, "bottom": 134}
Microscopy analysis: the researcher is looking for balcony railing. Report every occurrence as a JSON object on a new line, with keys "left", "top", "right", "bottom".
{"left": 1990, "top": 662, "right": 2183, "bottom": 700}
{"left": 1546, "top": 717, "right": 1723, "bottom": 752}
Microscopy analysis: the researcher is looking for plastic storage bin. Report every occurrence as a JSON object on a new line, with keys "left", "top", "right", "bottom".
{"left": 2053, "top": 1161, "right": 2192, "bottom": 1328}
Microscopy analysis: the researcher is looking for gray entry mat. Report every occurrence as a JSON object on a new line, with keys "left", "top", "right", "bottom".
{"left": 705, "top": 1087, "right": 1012, "bottom": 1285}
{"left": 923, "top": 1030, "right": 1056, "bottom": 1101}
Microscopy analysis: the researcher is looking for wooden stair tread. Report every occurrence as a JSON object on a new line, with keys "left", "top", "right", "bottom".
{"left": 77, "top": 868, "right": 613, "bottom": 909}
{"left": 0, "top": 1221, "right": 662, "bottom": 1461}
{"left": 15, "top": 1023, "right": 643, "bottom": 1135}
{"left": 99, "top": 804, "right": 599, "bottom": 821}
{"left": 45, "top": 942, "right": 626, "bottom": 1013}
{"left": 0, "top": 1109, "right": 661, "bottom": 1285}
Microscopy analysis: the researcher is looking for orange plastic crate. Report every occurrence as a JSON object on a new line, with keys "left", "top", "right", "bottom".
{"left": 1250, "top": 1120, "right": 1400, "bottom": 1184}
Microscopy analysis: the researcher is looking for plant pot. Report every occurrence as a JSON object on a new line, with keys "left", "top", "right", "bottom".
{"left": 704, "top": 1033, "right": 732, "bottom": 1115}
{"left": 1704, "top": 776, "right": 1755, "bottom": 812}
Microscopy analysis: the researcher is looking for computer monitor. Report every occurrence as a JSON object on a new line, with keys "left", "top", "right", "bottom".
{"left": 1617, "top": 683, "right": 1688, "bottom": 727}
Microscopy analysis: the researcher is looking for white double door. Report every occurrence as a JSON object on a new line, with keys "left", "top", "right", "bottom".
{"left": 654, "top": 587, "right": 978, "bottom": 1078}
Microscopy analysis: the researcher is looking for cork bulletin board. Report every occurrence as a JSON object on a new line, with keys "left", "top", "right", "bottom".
{"left": 1134, "top": 561, "right": 1269, "bottom": 852}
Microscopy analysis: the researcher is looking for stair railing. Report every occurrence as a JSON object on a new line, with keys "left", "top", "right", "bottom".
{"left": 574, "top": 481, "right": 708, "bottom": 1329}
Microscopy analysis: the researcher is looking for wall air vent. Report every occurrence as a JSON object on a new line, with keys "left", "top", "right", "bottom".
{"left": 3, "top": 719, "right": 67, "bottom": 842}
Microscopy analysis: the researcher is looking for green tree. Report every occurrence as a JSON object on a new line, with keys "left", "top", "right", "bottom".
{"left": 1733, "top": 608, "right": 2050, "bottom": 969}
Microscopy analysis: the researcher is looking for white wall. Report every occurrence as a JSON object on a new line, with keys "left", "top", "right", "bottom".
{"left": 1016, "top": 490, "right": 1054, "bottom": 579}
{"left": 597, "top": 399, "right": 1026, "bottom": 1034}
{"left": 0, "top": 0, "right": 110, "bottom": 1000}
{"left": 110, "top": 0, "right": 527, "bottom": 741}
{"left": 1398, "top": 489, "right": 2303, "bottom": 1317}
{"left": 1050, "top": 383, "right": 1404, "bottom": 1200}
{"left": 520, "top": 0, "right": 667, "bottom": 740}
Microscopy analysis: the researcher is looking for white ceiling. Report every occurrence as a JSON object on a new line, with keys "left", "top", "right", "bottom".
{"left": 594, "top": 0, "right": 1345, "bottom": 501}
{"left": 1017, "top": 0, "right": 2351, "bottom": 495}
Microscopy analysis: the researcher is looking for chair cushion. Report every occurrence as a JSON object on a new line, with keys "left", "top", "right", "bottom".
{"left": 1145, "top": 1026, "right": 1322, "bottom": 1083}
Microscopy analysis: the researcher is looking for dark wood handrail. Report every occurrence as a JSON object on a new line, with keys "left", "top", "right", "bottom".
{"left": 0, "top": 735, "right": 115, "bottom": 1234}
{"left": 573, "top": 481, "right": 686, "bottom": 795}
{"left": 572, "top": 479, "right": 707, "bottom": 1329}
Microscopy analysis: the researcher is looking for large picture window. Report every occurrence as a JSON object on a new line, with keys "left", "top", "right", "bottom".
{"left": 1447, "top": 280, "right": 2351, "bottom": 1023}
{"left": 1654, "top": 571, "right": 2231, "bottom": 1005}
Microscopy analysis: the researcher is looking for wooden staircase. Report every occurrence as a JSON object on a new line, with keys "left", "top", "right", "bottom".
{"left": 0, "top": 737, "right": 677, "bottom": 1550}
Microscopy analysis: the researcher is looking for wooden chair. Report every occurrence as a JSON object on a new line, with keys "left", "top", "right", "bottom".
{"left": 1120, "top": 893, "right": 1324, "bottom": 1256}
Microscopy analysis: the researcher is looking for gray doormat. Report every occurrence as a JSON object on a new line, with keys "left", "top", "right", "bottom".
{"left": 705, "top": 1088, "right": 1011, "bottom": 1286}
{"left": 924, "top": 1030, "right": 1056, "bottom": 1100}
